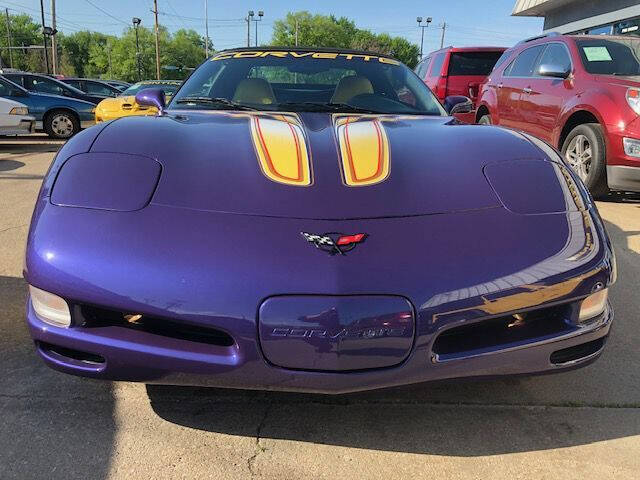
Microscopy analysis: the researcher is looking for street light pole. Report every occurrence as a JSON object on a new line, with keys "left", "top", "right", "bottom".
{"left": 132, "top": 17, "right": 142, "bottom": 81}
{"left": 416, "top": 16, "right": 432, "bottom": 60}
{"left": 50, "top": 0, "right": 57, "bottom": 75}
{"left": 246, "top": 11, "right": 253, "bottom": 47}
{"left": 253, "top": 10, "right": 263, "bottom": 47}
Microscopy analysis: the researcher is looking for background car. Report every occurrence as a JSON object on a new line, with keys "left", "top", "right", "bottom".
{"left": 0, "top": 96, "right": 34, "bottom": 135}
{"left": 59, "top": 78, "right": 121, "bottom": 98}
{"left": 0, "top": 75, "right": 95, "bottom": 139}
{"left": 104, "top": 80, "right": 131, "bottom": 91}
{"left": 3, "top": 71, "right": 108, "bottom": 105}
{"left": 477, "top": 33, "right": 640, "bottom": 196}
{"left": 94, "top": 80, "right": 181, "bottom": 122}
{"left": 415, "top": 46, "right": 506, "bottom": 122}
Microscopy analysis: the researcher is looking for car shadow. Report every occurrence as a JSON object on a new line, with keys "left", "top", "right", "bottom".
{"left": 146, "top": 218, "right": 640, "bottom": 457}
{"left": 0, "top": 275, "right": 116, "bottom": 480}
{"left": 0, "top": 160, "right": 25, "bottom": 172}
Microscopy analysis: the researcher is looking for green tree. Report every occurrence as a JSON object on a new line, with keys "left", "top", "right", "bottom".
{"left": 271, "top": 11, "right": 420, "bottom": 68}
{"left": 0, "top": 13, "right": 42, "bottom": 71}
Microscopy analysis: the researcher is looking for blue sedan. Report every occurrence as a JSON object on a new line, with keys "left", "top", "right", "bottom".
{"left": 0, "top": 75, "right": 95, "bottom": 139}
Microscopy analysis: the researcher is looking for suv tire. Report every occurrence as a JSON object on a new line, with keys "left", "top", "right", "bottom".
{"left": 44, "top": 110, "right": 80, "bottom": 139}
{"left": 561, "top": 123, "right": 608, "bottom": 198}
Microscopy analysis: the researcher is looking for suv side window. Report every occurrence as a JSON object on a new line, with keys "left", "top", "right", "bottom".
{"left": 505, "top": 45, "right": 545, "bottom": 77}
{"left": 536, "top": 43, "right": 572, "bottom": 74}
{"left": 429, "top": 53, "right": 446, "bottom": 77}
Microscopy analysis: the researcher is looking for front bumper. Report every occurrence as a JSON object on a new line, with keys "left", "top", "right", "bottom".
{"left": 606, "top": 121, "right": 640, "bottom": 191}
{"left": 0, "top": 115, "right": 35, "bottom": 135}
{"left": 26, "top": 297, "right": 613, "bottom": 394}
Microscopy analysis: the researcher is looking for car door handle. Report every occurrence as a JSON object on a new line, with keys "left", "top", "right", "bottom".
{"left": 522, "top": 87, "right": 532, "bottom": 94}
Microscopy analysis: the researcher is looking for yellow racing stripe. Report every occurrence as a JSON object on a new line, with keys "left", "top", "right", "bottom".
{"left": 249, "top": 114, "right": 312, "bottom": 186}
{"left": 334, "top": 115, "right": 390, "bottom": 186}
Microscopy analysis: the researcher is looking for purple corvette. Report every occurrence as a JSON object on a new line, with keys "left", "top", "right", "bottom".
{"left": 24, "top": 48, "right": 615, "bottom": 394}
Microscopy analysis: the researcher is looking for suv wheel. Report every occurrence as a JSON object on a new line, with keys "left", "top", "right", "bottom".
{"left": 44, "top": 110, "right": 80, "bottom": 139}
{"left": 478, "top": 114, "right": 491, "bottom": 125}
{"left": 561, "top": 123, "right": 608, "bottom": 198}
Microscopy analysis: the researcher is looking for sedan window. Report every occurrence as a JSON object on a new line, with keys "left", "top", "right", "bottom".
{"left": 86, "top": 81, "right": 117, "bottom": 96}
{"left": 28, "top": 77, "right": 67, "bottom": 95}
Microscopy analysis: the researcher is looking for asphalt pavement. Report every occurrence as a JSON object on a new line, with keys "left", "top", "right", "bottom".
{"left": 1, "top": 136, "right": 639, "bottom": 479}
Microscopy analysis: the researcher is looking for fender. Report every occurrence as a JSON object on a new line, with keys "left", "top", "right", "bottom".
{"left": 555, "top": 86, "right": 629, "bottom": 148}
{"left": 476, "top": 85, "right": 498, "bottom": 124}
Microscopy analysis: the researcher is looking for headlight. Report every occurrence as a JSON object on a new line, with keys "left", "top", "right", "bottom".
{"left": 578, "top": 288, "right": 608, "bottom": 322}
{"left": 9, "top": 107, "right": 28, "bottom": 115}
{"left": 29, "top": 285, "right": 71, "bottom": 327}
{"left": 623, "top": 137, "right": 640, "bottom": 158}
{"left": 626, "top": 88, "right": 640, "bottom": 115}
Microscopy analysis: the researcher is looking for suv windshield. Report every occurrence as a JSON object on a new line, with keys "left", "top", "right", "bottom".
{"left": 170, "top": 50, "right": 446, "bottom": 115}
{"left": 576, "top": 37, "right": 640, "bottom": 75}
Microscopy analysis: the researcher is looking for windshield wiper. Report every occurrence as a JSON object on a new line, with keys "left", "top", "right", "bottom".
{"left": 174, "top": 97, "right": 257, "bottom": 111}
{"left": 274, "top": 102, "right": 384, "bottom": 114}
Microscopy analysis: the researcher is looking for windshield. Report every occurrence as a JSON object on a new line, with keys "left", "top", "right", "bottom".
{"left": 121, "top": 82, "right": 181, "bottom": 97}
{"left": 448, "top": 51, "right": 504, "bottom": 76}
{"left": 170, "top": 50, "right": 446, "bottom": 115}
{"left": 576, "top": 37, "right": 640, "bottom": 75}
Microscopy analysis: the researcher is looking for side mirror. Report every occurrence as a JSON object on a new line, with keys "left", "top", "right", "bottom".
{"left": 135, "top": 88, "right": 166, "bottom": 114}
{"left": 537, "top": 64, "right": 570, "bottom": 79}
{"left": 11, "top": 89, "right": 26, "bottom": 97}
{"left": 444, "top": 95, "right": 473, "bottom": 115}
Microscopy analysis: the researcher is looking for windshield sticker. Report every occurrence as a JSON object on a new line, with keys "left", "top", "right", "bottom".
{"left": 583, "top": 47, "right": 613, "bottom": 62}
{"left": 211, "top": 51, "right": 400, "bottom": 65}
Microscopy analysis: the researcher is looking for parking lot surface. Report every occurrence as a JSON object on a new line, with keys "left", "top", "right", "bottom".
{"left": 1, "top": 138, "right": 639, "bottom": 479}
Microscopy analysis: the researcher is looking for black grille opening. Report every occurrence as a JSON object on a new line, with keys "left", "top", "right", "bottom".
{"left": 550, "top": 337, "right": 605, "bottom": 364}
{"left": 38, "top": 341, "right": 106, "bottom": 365}
{"left": 433, "top": 305, "right": 571, "bottom": 358}
{"left": 78, "top": 305, "right": 235, "bottom": 347}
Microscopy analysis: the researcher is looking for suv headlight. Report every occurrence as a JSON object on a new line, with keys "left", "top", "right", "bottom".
{"left": 626, "top": 88, "right": 640, "bottom": 115}
{"left": 29, "top": 285, "right": 71, "bottom": 327}
{"left": 9, "top": 106, "right": 28, "bottom": 115}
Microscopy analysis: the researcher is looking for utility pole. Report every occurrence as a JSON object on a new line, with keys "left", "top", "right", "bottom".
{"left": 153, "top": 0, "right": 160, "bottom": 79}
{"left": 204, "top": 0, "right": 209, "bottom": 58}
{"left": 246, "top": 11, "right": 253, "bottom": 47}
{"left": 39, "top": 0, "right": 50, "bottom": 74}
{"left": 5, "top": 8, "right": 13, "bottom": 68}
{"left": 440, "top": 22, "right": 447, "bottom": 49}
{"left": 416, "top": 16, "right": 432, "bottom": 59}
{"left": 50, "top": 0, "right": 57, "bottom": 75}
{"left": 294, "top": 19, "right": 298, "bottom": 46}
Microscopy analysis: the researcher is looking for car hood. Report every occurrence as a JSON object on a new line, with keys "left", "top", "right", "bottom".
{"left": 96, "top": 95, "right": 144, "bottom": 111}
{"left": 85, "top": 111, "right": 547, "bottom": 220}
{"left": 0, "top": 96, "right": 27, "bottom": 111}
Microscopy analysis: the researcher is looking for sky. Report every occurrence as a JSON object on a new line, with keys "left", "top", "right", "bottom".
{"left": 12, "top": 0, "right": 544, "bottom": 53}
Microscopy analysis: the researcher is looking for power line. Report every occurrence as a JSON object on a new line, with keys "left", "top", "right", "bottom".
{"left": 81, "top": 0, "right": 130, "bottom": 26}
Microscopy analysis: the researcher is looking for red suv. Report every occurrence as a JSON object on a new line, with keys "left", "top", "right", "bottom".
{"left": 477, "top": 33, "right": 640, "bottom": 196}
{"left": 415, "top": 46, "right": 506, "bottom": 121}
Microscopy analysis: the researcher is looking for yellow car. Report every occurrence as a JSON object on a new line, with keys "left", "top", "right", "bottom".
{"left": 94, "top": 80, "right": 182, "bottom": 122}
